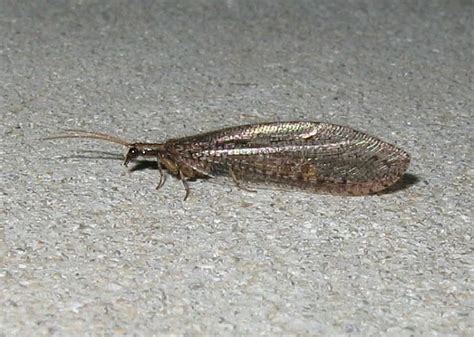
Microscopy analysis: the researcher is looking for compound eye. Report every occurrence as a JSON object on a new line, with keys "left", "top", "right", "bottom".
{"left": 124, "top": 147, "right": 140, "bottom": 166}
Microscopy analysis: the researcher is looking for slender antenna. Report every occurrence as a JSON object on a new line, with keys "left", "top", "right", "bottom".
{"left": 44, "top": 129, "right": 131, "bottom": 146}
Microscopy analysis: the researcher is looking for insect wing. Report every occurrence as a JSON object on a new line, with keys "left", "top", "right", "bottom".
{"left": 177, "top": 122, "right": 410, "bottom": 195}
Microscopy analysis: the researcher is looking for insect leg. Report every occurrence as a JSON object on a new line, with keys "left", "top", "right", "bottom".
{"left": 179, "top": 169, "right": 191, "bottom": 201}
{"left": 156, "top": 159, "right": 166, "bottom": 190}
{"left": 228, "top": 166, "right": 256, "bottom": 193}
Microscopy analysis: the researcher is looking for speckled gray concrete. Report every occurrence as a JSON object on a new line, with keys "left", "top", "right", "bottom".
{"left": 0, "top": 1, "right": 472, "bottom": 336}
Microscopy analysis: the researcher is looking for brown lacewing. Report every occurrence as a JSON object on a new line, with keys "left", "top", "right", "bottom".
{"left": 46, "top": 121, "right": 410, "bottom": 200}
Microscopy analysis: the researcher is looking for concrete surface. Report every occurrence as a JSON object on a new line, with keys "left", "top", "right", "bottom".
{"left": 0, "top": 1, "right": 472, "bottom": 336}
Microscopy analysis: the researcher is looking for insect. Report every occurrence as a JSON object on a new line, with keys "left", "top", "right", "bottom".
{"left": 46, "top": 121, "right": 410, "bottom": 200}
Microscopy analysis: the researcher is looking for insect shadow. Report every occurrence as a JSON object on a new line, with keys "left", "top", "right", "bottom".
{"left": 128, "top": 159, "right": 158, "bottom": 172}
{"left": 378, "top": 173, "right": 420, "bottom": 194}
{"left": 54, "top": 151, "right": 124, "bottom": 162}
